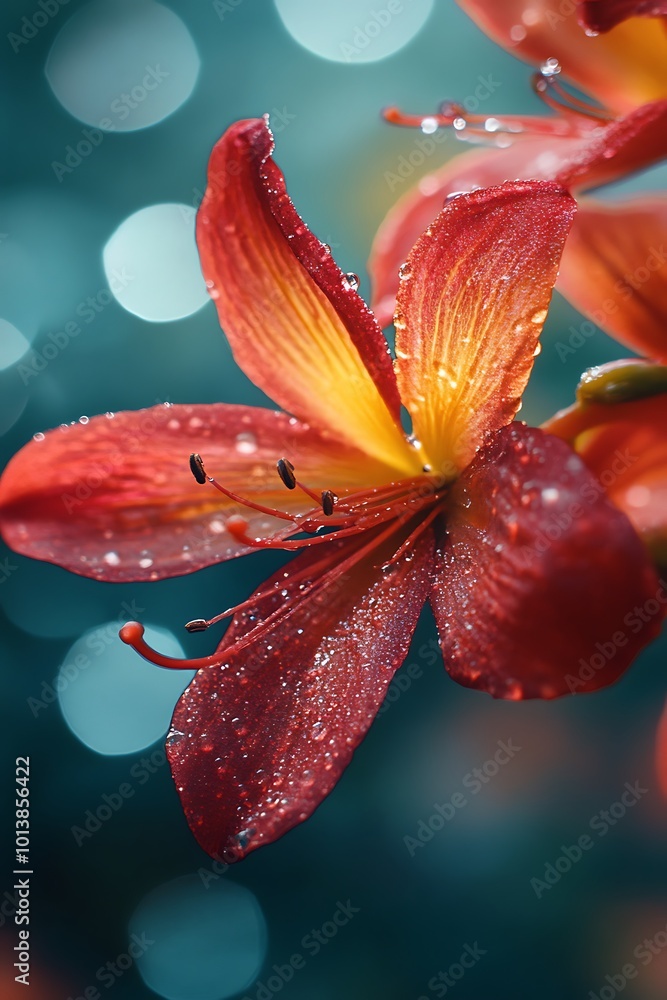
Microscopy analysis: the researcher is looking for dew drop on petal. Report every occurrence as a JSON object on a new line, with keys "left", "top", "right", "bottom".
{"left": 235, "top": 432, "right": 258, "bottom": 455}
{"left": 32, "top": 432, "right": 45, "bottom": 442}
{"left": 342, "top": 272, "right": 360, "bottom": 292}
{"left": 103, "top": 551, "right": 121, "bottom": 567}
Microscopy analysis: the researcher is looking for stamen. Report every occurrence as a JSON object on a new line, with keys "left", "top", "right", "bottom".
{"left": 184, "top": 619, "right": 209, "bottom": 632}
{"left": 277, "top": 458, "right": 296, "bottom": 489}
{"left": 121, "top": 517, "right": 422, "bottom": 672}
{"left": 322, "top": 490, "right": 336, "bottom": 516}
{"left": 189, "top": 452, "right": 207, "bottom": 484}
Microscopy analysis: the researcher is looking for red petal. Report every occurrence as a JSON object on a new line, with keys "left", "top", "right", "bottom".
{"left": 455, "top": 0, "right": 667, "bottom": 113}
{"left": 0, "top": 404, "right": 392, "bottom": 582}
{"left": 558, "top": 196, "right": 667, "bottom": 361}
{"left": 394, "top": 181, "right": 575, "bottom": 473}
{"left": 431, "top": 423, "right": 661, "bottom": 699}
{"left": 579, "top": 1, "right": 667, "bottom": 33}
{"left": 371, "top": 103, "right": 667, "bottom": 326}
{"left": 197, "top": 118, "right": 419, "bottom": 476}
{"left": 167, "top": 520, "right": 435, "bottom": 860}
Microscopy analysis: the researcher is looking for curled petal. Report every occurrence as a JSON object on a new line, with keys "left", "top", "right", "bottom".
{"left": 394, "top": 182, "right": 575, "bottom": 474}
{"left": 431, "top": 423, "right": 661, "bottom": 699}
{"left": 544, "top": 381, "right": 667, "bottom": 561}
{"left": 0, "top": 404, "right": 392, "bottom": 582}
{"left": 197, "top": 117, "right": 419, "bottom": 477}
{"left": 579, "top": 1, "right": 667, "bottom": 33}
{"left": 167, "top": 519, "right": 435, "bottom": 860}
{"left": 558, "top": 196, "right": 667, "bottom": 361}
{"left": 455, "top": 0, "right": 667, "bottom": 113}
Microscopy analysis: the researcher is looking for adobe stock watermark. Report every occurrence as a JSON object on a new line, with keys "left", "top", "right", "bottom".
{"left": 8, "top": 0, "right": 70, "bottom": 53}
{"left": 530, "top": 780, "right": 648, "bottom": 898}
{"left": 71, "top": 749, "right": 167, "bottom": 846}
{"left": 383, "top": 74, "right": 502, "bottom": 192}
{"left": 589, "top": 919, "right": 667, "bottom": 1000}
{"left": 565, "top": 579, "right": 667, "bottom": 693}
{"left": 16, "top": 273, "right": 133, "bottom": 386}
{"left": 555, "top": 245, "right": 667, "bottom": 361}
{"left": 52, "top": 65, "right": 170, "bottom": 182}
{"left": 418, "top": 942, "right": 487, "bottom": 999}
{"left": 404, "top": 738, "right": 521, "bottom": 856}
{"left": 65, "top": 933, "right": 155, "bottom": 1000}
{"left": 241, "top": 900, "right": 360, "bottom": 1000}
{"left": 27, "top": 602, "right": 145, "bottom": 718}
{"left": 213, "top": 0, "right": 243, "bottom": 20}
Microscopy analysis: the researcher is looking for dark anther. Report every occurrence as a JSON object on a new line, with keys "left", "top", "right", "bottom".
{"left": 277, "top": 458, "right": 296, "bottom": 490}
{"left": 321, "top": 490, "right": 336, "bottom": 516}
{"left": 189, "top": 453, "right": 207, "bottom": 484}
{"left": 185, "top": 619, "right": 209, "bottom": 632}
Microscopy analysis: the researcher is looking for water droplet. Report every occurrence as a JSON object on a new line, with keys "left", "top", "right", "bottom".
{"left": 139, "top": 557, "right": 154, "bottom": 569}
{"left": 103, "top": 551, "right": 121, "bottom": 567}
{"left": 531, "top": 309, "right": 548, "bottom": 325}
{"left": 420, "top": 116, "right": 438, "bottom": 135}
{"left": 452, "top": 116, "right": 466, "bottom": 131}
{"left": 444, "top": 190, "right": 468, "bottom": 204}
{"left": 533, "top": 342, "right": 542, "bottom": 357}
{"left": 32, "top": 432, "right": 45, "bottom": 442}
{"left": 484, "top": 117, "right": 501, "bottom": 132}
{"left": 398, "top": 262, "right": 412, "bottom": 280}
{"left": 343, "top": 272, "right": 360, "bottom": 292}
{"left": 235, "top": 432, "right": 257, "bottom": 455}
{"left": 79, "top": 415, "right": 89, "bottom": 425}
{"left": 407, "top": 435, "right": 422, "bottom": 450}
{"left": 541, "top": 487, "right": 560, "bottom": 504}
{"left": 541, "top": 57, "right": 561, "bottom": 77}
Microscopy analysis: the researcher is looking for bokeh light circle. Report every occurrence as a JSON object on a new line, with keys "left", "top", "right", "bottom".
{"left": 274, "top": 0, "right": 434, "bottom": 63}
{"left": 130, "top": 875, "right": 267, "bottom": 1000}
{"left": 103, "top": 203, "right": 209, "bottom": 322}
{"left": 57, "top": 622, "right": 194, "bottom": 755}
{"left": 45, "top": 0, "right": 200, "bottom": 132}
{"left": 0, "top": 319, "right": 30, "bottom": 371}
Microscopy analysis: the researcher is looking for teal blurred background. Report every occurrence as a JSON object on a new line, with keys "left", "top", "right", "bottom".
{"left": 1, "top": 1, "right": 667, "bottom": 998}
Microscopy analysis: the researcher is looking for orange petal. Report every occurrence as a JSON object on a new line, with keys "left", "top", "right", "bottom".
{"left": 455, "top": 0, "right": 667, "bottom": 112}
{"left": 394, "top": 181, "right": 576, "bottom": 475}
{"left": 543, "top": 377, "right": 667, "bottom": 558}
{"left": 558, "top": 195, "right": 667, "bottom": 362}
{"left": 197, "top": 117, "right": 420, "bottom": 478}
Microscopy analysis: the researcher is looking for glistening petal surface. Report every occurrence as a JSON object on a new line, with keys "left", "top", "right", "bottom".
{"left": 196, "top": 117, "right": 419, "bottom": 476}
{"left": 558, "top": 196, "right": 667, "bottom": 362}
{"left": 455, "top": 0, "right": 667, "bottom": 112}
{"left": 394, "top": 181, "right": 575, "bottom": 474}
{"left": 167, "top": 520, "right": 435, "bottom": 860}
{"left": 431, "top": 424, "right": 661, "bottom": 698}
{"left": 0, "top": 404, "right": 393, "bottom": 582}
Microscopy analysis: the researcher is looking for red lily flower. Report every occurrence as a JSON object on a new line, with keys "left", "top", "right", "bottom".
{"left": 371, "top": 2, "right": 667, "bottom": 359}
{"left": 0, "top": 119, "right": 661, "bottom": 861}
